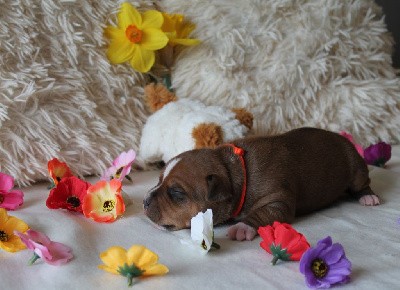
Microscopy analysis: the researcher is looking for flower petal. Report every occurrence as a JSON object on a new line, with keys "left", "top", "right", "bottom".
{"left": 140, "top": 28, "right": 169, "bottom": 51}
{"left": 106, "top": 30, "right": 135, "bottom": 64}
{"left": 0, "top": 234, "right": 26, "bottom": 252}
{"left": 118, "top": 2, "right": 142, "bottom": 29}
{"left": 4, "top": 215, "right": 29, "bottom": 235}
{"left": 98, "top": 264, "right": 120, "bottom": 275}
{"left": 170, "top": 38, "right": 200, "bottom": 46}
{"left": 142, "top": 264, "right": 169, "bottom": 276}
{"left": 127, "top": 245, "right": 159, "bottom": 269}
{"left": 0, "top": 172, "right": 14, "bottom": 191}
{"left": 129, "top": 46, "right": 155, "bottom": 73}
{"left": 1, "top": 191, "right": 24, "bottom": 210}
{"left": 100, "top": 246, "right": 127, "bottom": 269}
{"left": 141, "top": 10, "right": 164, "bottom": 29}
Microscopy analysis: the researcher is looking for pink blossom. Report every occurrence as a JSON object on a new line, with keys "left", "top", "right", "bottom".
{"left": 101, "top": 149, "right": 136, "bottom": 181}
{"left": 15, "top": 230, "right": 73, "bottom": 266}
{"left": 0, "top": 172, "right": 24, "bottom": 210}
{"left": 339, "top": 131, "right": 364, "bottom": 157}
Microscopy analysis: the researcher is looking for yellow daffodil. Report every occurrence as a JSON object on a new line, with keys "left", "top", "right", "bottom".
{"left": 99, "top": 245, "right": 169, "bottom": 286}
{"left": 161, "top": 13, "right": 200, "bottom": 46}
{"left": 0, "top": 208, "right": 29, "bottom": 253}
{"left": 104, "top": 2, "right": 169, "bottom": 73}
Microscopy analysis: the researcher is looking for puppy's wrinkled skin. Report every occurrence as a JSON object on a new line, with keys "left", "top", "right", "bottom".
{"left": 144, "top": 127, "right": 379, "bottom": 240}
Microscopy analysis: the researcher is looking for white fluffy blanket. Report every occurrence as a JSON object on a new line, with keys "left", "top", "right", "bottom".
{"left": 1, "top": 0, "right": 399, "bottom": 185}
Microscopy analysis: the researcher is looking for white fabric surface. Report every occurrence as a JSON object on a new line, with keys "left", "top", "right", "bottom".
{"left": 2, "top": 147, "right": 400, "bottom": 290}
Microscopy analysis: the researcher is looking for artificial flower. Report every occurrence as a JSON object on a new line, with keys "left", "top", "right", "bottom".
{"left": 300, "top": 236, "right": 351, "bottom": 289}
{"left": 0, "top": 172, "right": 24, "bottom": 210}
{"left": 101, "top": 149, "right": 136, "bottom": 182}
{"left": 364, "top": 142, "right": 392, "bottom": 167}
{"left": 258, "top": 221, "right": 310, "bottom": 265}
{"left": 161, "top": 13, "right": 200, "bottom": 47}
{"left": 99, "top": 245, "right": 169, "bottom": 286}
{"left": 189, "top": 209, "right": 220, "bottom": 253}
{"left": 0, "top": 208, "right": 29, "bottom": 252}
{"left": 104, "top": 2, "right": 169, "bottom": 73}
{"left": 47, "top": 158, "right": 73, "bottom": 186}
{"left": 46, "top": 176, "right": 91, "bottom": 213}
{"left": 82, "top": 180, "right": 125, "bottom": 223}
{"left": 15, "top": 229, "right": 73, "bottom": 266}
{"left": 339, "top": 132, "right": 364, "bottom": 157}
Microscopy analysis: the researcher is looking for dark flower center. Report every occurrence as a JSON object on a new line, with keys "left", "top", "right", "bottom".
{"left": 103, "top": 200, "right": 115, "bottom": 212}
{"left": 115, "top": 167, "right": 123, "bottom": 178}
{"left": 66, "top": 196, "right": 81, "bottom": 207}
{"left": 0, "top": 230, "right": 8, "bottom": 242}
{"left": 0, "top": 195, "right": 4, "bottom": 204}
{"left": 312, "top": 258, "right": 329, "bottom": 278}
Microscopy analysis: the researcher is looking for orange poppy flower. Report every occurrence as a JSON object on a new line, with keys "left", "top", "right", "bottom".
{"left": 82, "top": 180, "right": 125, "bottom": 223}
{"left": 47, "top": 158, "right": 73, "bottom": 186}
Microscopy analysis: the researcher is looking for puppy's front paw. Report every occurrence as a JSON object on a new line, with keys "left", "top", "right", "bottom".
{"left": 359, "top": 194, "right": 381, "bottom": 206}
{"left": 227, "top": 222, "right": 257, "bottom": 241}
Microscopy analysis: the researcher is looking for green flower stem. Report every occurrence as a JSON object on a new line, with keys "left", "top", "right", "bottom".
{"left": 127, "top": 274, "right": 133, "bottom": 287}
{"left": 28, "top": 253, "right": 40, "bottom": 265}
{"left": 211, "top": 242, "right": 221, "bottom": 250}
{"left": 271, "top": 256, "right": 279, "bottom": 266}
{"left": 162, "top": 73, "right": 173, "bottom": 92}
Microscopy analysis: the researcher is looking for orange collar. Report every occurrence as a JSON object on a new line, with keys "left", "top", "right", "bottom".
{"left": 224, "top": 144, "right": 247, "bottom": 218}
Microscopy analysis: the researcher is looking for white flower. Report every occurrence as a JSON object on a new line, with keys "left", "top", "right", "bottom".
{"left": 191, "top": 209, "right": 214, "bottom": 252}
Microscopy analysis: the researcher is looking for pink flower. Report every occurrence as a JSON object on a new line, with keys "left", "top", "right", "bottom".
{"left": 15, "top": 229, "right": 73, "bottom": 266}
{"left": 0, "top": 172, "right": 24, "bottom": 210}
{"left": 339, "top": 132, "right": 364, "bottom": 157}
{"left": 101, "top": 149, "right": 136, "bottom": 181}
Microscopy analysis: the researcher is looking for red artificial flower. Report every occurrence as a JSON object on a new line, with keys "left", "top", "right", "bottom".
{"left": 48, "top": 158, "right": 73, "bottom": 186}
{"left": 46, "top": 176, "right": 91, "bottom": 213}
{"left": 258, "top": 221, "right": 310, "bottom": 265}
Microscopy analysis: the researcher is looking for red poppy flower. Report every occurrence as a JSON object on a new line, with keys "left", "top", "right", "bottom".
{"left": 258, "top": 221, "right": 310, "bottom": 265}
{"left": 46, "top": 176, "right": 91, "bottom": 213}
{"left": 48, "top": 158, "right": 73, "bottom": 186}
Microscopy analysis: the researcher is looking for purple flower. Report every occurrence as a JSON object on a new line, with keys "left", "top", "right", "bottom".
{"left": 364, "top": 142, "right": 391, "bottom": 167}
{"left": 299, "top": 236, "right": 351, "bottom": 288}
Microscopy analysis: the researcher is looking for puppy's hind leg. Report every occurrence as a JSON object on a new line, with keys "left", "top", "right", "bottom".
{"left": 350, "top": 168, "right": 380, "bottom": 206}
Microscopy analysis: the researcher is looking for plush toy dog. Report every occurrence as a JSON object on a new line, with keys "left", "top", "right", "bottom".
{"left": 139, "top": 83, "right": 253, "bottom": 164}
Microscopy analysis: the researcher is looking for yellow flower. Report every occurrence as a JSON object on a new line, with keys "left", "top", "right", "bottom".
{"left": 99, "top": 245, "right": 169, "bottom": 286}
{"left": 0, "top": 208, "right": 29, "bottom": 253}
{"left": 161, "top": 13, "right": 200, "bottom": 46}
{"left": 104, "top": 2, "right": 169, "bottom": 73}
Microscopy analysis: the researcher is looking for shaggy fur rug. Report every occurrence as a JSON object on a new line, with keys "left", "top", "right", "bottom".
{"left": 1, "top": 0, "right": 399, "bottom": 185}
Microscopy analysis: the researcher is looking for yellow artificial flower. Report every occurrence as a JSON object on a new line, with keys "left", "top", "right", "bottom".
{"left": 161, "top": 13, "right": 200, "bottom": 46}
{"left": 99, "top": 245, "right": 169, "bottom": 286}
{"left": 0, "top": 208, "right": 29, "bottom": 253}
{"left": 104, "top": 2, "right": 169, "bottom": 73}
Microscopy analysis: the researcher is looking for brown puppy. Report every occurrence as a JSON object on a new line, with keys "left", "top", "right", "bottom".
{"left": 143, "top": 127, "right": 380, "bottom": 241}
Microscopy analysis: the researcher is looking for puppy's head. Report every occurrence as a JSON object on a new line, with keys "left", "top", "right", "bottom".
{"left": 143, "top": 149, "right": 235, "bottom": 230}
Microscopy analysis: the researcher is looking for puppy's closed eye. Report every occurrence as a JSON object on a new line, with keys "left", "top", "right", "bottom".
{"left": 167, "top": 187, "right": 187, "bottom": 203}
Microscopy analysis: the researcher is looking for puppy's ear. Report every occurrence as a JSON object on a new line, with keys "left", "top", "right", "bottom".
{"left": 206, "top": 174, "right": 231, "bottom": 202}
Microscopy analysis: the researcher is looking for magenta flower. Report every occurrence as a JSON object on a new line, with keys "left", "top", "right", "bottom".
{"left": 101, "top": 149, "right": 136, "bottom": 181}
{"left": 339, "top": 132, "right": 364, "bottom": 157}
{"left": 300, "top": 236, "right": 351, "bottom": 288}
{"left": 15, "top": 230, "right": 73, "bottom": 266}
{"left": 364, "top": 142, "right": 391, "bottom": 167}
{"left": 0, "top": 172, "right": 24, "bottom": 210}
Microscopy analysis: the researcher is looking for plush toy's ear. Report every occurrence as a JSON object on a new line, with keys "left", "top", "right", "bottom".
{"left": 144, "top": 83, "right": 177, "bottom": 113}
{"left": 192, "top": 123, "right": 223, "bottom": 149}
{"left": 231, "top": 108, "right": 253, "bottom": 130}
